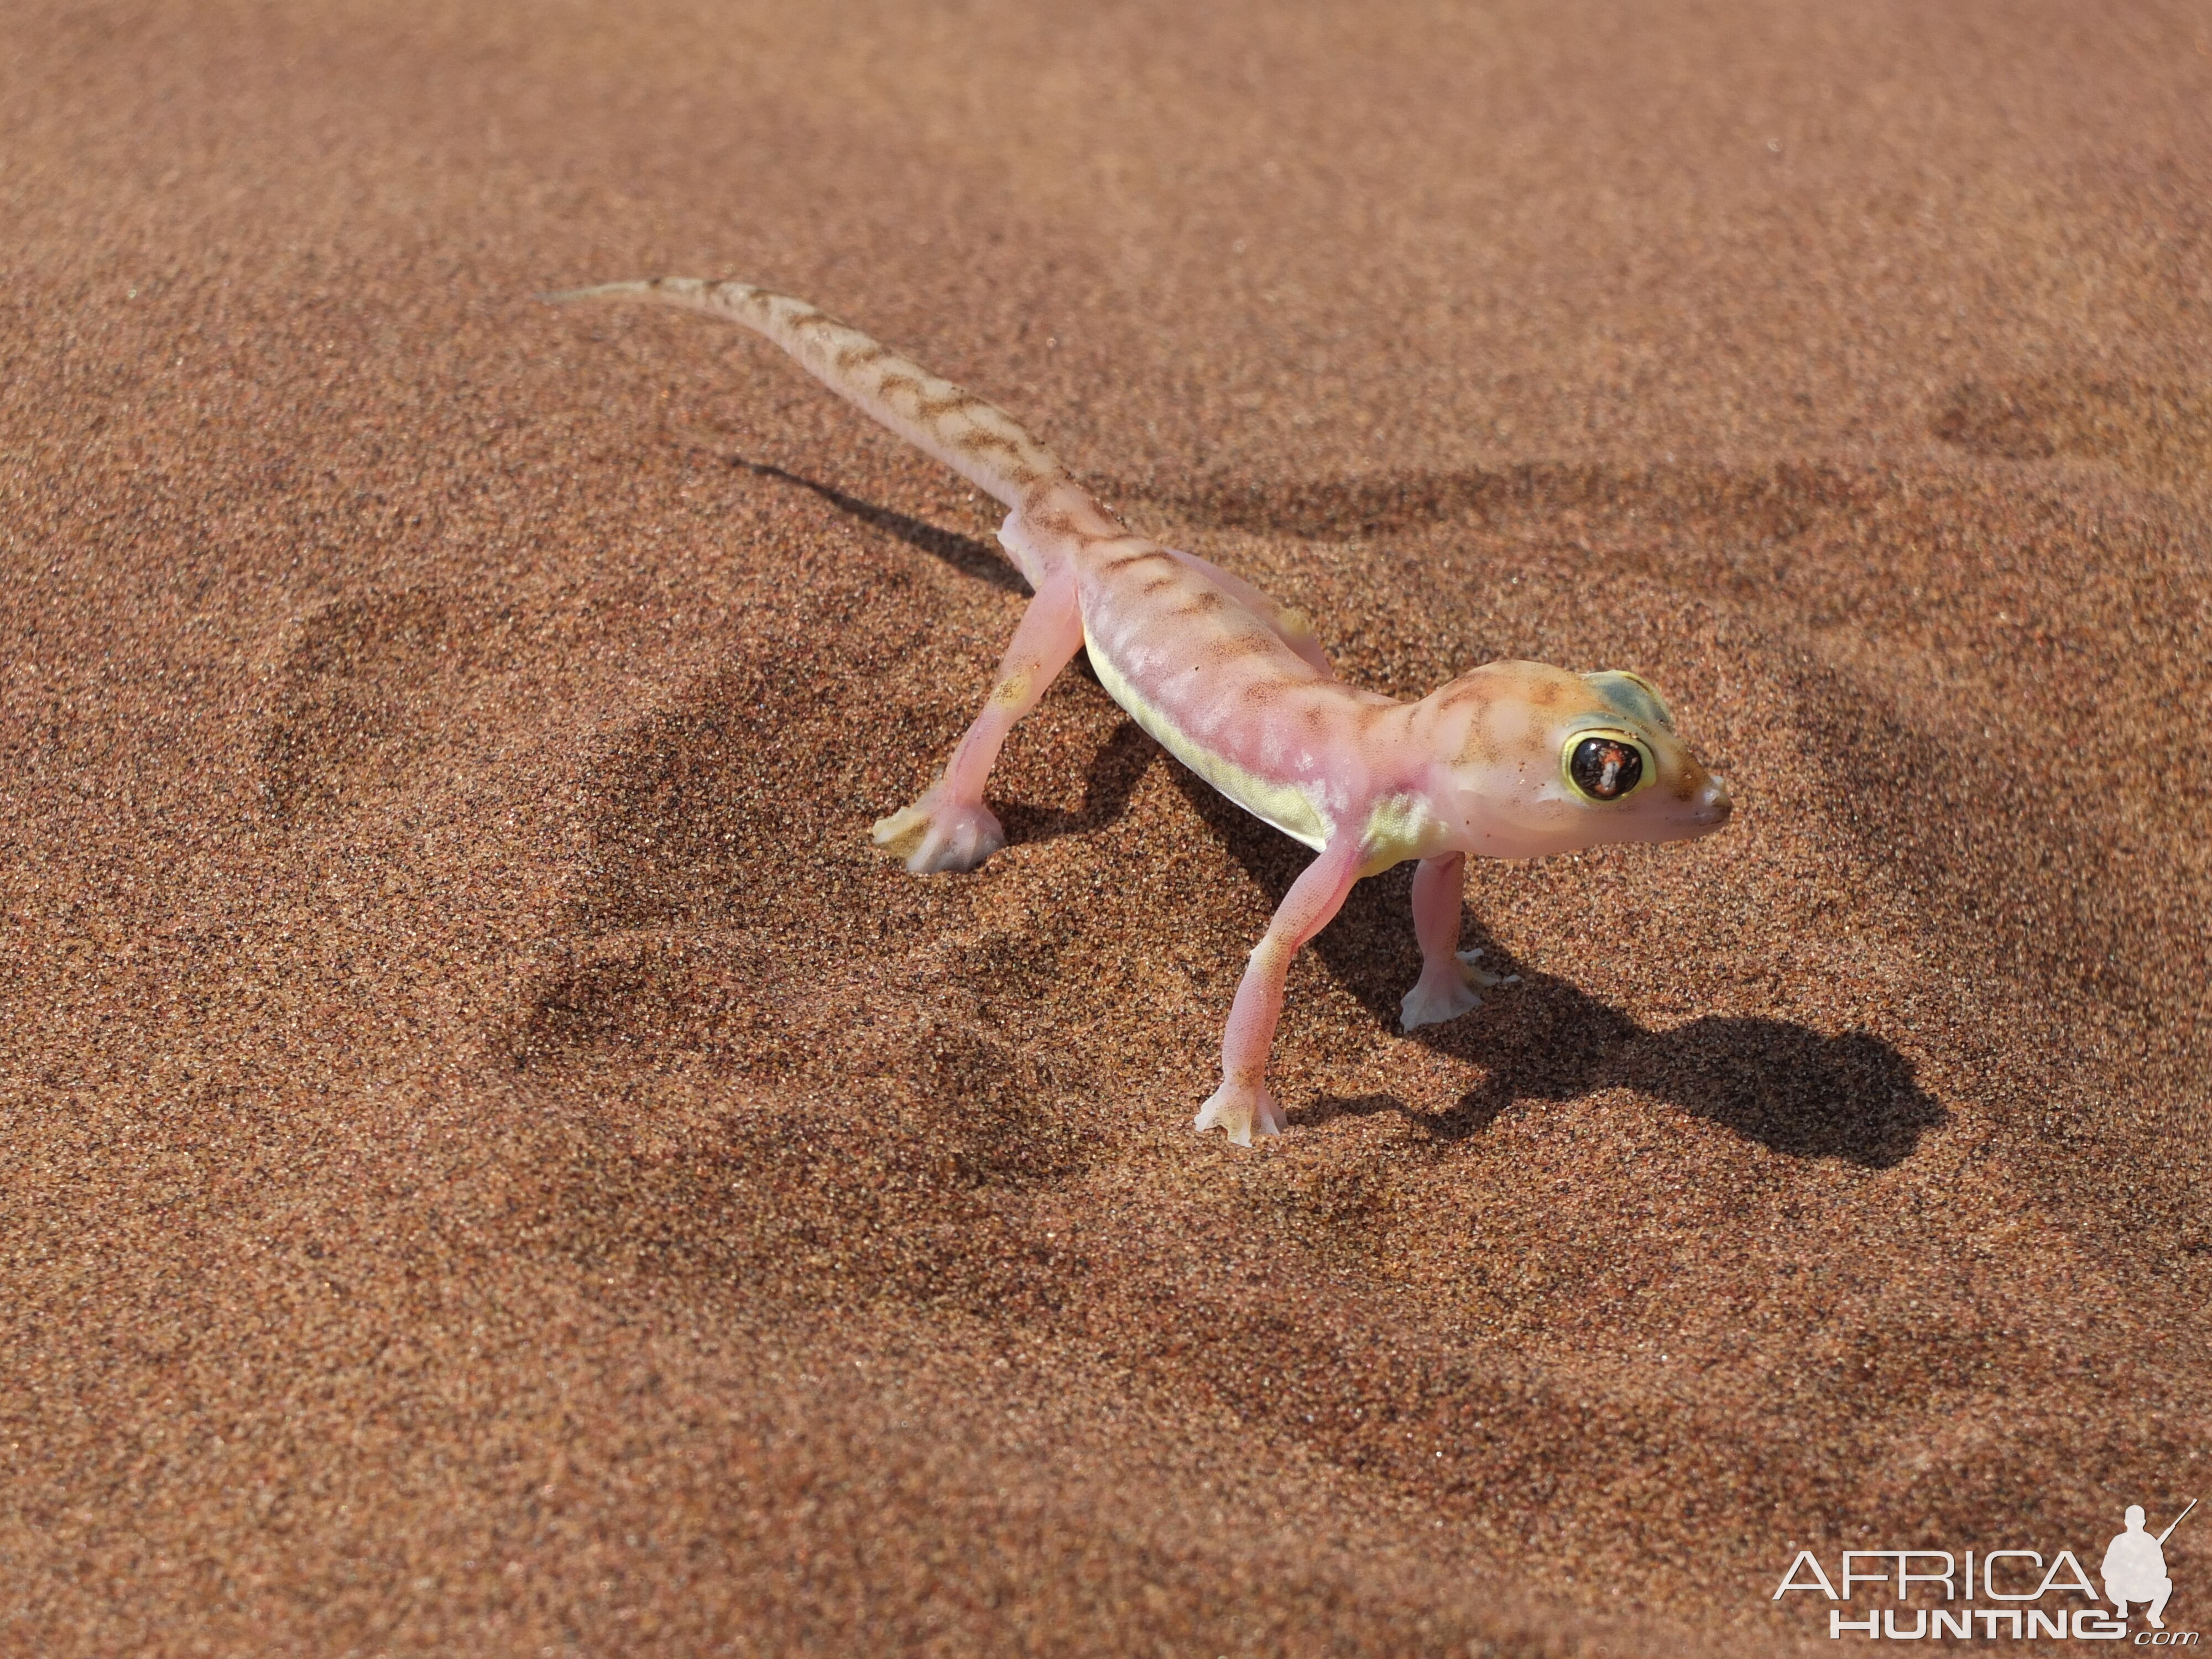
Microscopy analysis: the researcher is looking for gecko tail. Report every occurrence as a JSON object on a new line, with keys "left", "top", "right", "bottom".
{"left": 545, "top": 278, "right": 1074, "bottom": 516}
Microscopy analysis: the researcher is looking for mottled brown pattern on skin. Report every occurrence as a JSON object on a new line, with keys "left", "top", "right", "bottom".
{"left": 1350, "top": 700, "right": 1405, "bottom": 742}
{"left": 1458, "top": 717, "right": 1503, "bottom": 768}
{"left": 957, "top": 430, "right": 1026, "bottom": 461}
{"left": 1207, "top": 633, "right": 1281, "bottom": 664}
{"left": 1228, "top": 675, "right": 1290, "bottom": 712}
{"left": 1439, "top": 679, "right": 1500, "bottom": 714}
{"left": 917, "top": 392, "right": 988, "bottom": 420}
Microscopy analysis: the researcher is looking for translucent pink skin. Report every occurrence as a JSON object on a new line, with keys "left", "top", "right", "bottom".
{"left": 551, "top": 280, "right": 1734, "bottom": 1146}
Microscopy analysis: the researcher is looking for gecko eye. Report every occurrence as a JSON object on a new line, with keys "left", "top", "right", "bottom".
{"left": 1566, "top": 733, "right": 1646, "bottom": 802}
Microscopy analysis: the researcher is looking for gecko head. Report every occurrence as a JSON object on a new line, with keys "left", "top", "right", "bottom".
{"left": 1428, "top": 663, "right": 1732, "bottom": 855}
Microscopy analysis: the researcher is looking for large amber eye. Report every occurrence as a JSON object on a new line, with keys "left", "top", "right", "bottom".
{"left": 1565, "top": 732, "right": 1646, "bottom": 801}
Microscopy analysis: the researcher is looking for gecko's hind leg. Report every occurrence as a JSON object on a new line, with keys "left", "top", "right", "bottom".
{"left": 872, "top": 573, "right": 1084, "bottom": 874}
{"left": 1399, "top": 853, "right": 1517, "bottom": 1031}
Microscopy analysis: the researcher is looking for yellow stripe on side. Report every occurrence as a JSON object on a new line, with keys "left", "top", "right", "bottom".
{"left": 1357, "top": 792, "right": 1451, "bottom": 877}
{"left": 1087, "top": 639, "right": 1332, "bottom": 851}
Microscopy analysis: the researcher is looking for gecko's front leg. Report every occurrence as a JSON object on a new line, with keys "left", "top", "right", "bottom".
{"left": 1398, "top": 852, "right": 1516, "bottom": 1031}
{"left": 1194, "top": 837, "right": 1366, "bottom": 1147}
{"left": 872, "top": 572, "right": 1084, "bottom": 874}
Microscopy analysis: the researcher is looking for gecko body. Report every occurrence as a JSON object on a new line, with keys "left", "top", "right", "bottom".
{"left": 553, "top": 280, "right": 1733, "bottom": 1145}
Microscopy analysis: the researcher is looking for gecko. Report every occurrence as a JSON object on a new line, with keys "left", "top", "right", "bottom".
{"left": 550, "top": 279, "right": 1735, "bottom": 1146}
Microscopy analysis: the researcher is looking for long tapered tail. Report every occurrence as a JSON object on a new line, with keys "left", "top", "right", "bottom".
{"left": 545, "top": 278, "right": 1073, "bottom": 512}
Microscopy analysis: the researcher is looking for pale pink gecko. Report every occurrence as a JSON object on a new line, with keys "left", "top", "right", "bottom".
{"left": 552, "top": 280, "right": 1735, "bottom": 1146}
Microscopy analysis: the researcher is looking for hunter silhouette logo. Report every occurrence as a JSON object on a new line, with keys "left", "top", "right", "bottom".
{"left": 1775, "top": 1495, "right": 2198, "bottom": 1642}
{"left": 2107, "top": 1500, "right": 2194, "bottom": 1630}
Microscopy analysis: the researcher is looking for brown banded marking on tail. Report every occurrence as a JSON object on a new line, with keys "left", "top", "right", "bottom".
{"left": 545, "top": 279, "right": 1072, "bottom": 514}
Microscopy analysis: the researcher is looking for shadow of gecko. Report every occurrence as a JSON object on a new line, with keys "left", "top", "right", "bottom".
{"left": 718, "top": 454, "right": 1031, "bottom": 596}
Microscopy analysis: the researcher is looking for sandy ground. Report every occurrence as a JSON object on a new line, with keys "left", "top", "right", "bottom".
{"left": 4, "top": 1, "right": 2210, "bottom": 1652}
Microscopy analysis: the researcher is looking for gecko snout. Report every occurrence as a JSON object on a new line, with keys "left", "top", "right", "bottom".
{"left": 1691, "top": 775, "right": 1733, "bottom": 826}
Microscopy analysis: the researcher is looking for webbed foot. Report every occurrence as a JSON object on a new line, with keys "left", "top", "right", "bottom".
{"left": 1193, "top": 1080, "right": 1287, "bottom": 1147}
{"left": 870, "top": 788, "right": 1006, "bottom": 874}
{"left": 1399, "top": 948, "right": 1520, "bottom": 1032}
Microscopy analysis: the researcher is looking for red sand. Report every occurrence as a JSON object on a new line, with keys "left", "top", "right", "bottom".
{"left": 4, "top": 1, "right": 2210, "bottom": 1652}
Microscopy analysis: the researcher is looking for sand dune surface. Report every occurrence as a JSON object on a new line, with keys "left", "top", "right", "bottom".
{"left": 4, "top": 1, "right": 2210, "bottom": 1652}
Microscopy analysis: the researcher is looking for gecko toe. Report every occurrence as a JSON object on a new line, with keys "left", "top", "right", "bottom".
{"left": 1194, "top": 1082, "right": 1284, "bottom": 1147}
{"left": 1400, "top": 981, "right": 1480, "bottom": 1032}
{"left": 1400, "top": 953, "right": 1519, "bottom": 1031}
{"left": 870, "top": 802, "right": 931, "bottom": 857}
{"left": 871, "top": 792, "right": 1005, "bottom": 874}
